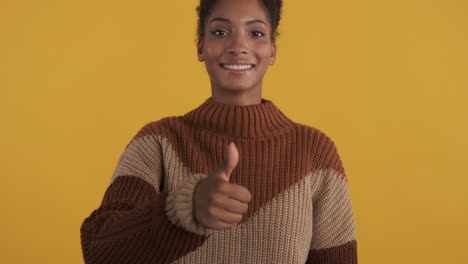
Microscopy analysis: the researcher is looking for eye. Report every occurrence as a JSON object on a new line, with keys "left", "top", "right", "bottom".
{"left": 211, "top": 30, "right": 229, "bottom": 37}
{"left": 251, "top": 31, "right": 265, "bottom": 38}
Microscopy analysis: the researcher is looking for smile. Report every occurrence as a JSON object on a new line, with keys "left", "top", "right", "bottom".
{"left": 220, "top": 64, "right": 255, "bottom": 74}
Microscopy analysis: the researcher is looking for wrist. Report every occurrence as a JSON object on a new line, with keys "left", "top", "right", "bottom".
{"left": 165, "top": 173, "right": 215, "bottom": 236}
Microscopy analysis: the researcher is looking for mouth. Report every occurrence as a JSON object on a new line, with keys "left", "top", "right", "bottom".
{"left": 220, "top": 63, "right": 255, "bottom": 74}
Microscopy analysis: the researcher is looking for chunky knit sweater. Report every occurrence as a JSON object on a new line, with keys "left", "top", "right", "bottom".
{"left": 80, "top": 97, "right": 358, "bottom": 264}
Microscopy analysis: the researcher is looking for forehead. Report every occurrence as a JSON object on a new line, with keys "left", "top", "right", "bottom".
{"left": 207, "top": 0, "right": 269, "bottom": 25}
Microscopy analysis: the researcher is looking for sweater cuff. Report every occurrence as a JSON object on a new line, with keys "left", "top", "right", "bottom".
{"left": 165, "top": 173, "right": 216, "bottom": 236}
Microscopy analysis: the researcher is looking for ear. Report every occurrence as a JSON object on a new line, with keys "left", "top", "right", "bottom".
{"left": 197, "top": 39, "right": 204, "bottom": 62}
{"left": 269, "top": 41, "right": 276, "bottom": 65}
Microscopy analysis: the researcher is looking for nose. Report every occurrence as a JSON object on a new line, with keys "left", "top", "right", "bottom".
{"left": 227, "top": 31, "right": 248, "bottom": 55}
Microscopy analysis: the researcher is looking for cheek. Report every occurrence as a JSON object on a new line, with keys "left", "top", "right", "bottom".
{"left": 205, "top": 47, "right": 215, "bottom": 57}
{"left": 203, "top": 46, "right": 223, "bottom": 79}
{"left": 205, "top": 44, "right": 223, "bottom": 61}
{"left": 255, "top": 43, "right": 273, "bottom": 64}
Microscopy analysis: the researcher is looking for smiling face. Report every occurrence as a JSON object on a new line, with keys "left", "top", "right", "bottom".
{"left": 197, "top": 0, "right": 276, "bottom": 95}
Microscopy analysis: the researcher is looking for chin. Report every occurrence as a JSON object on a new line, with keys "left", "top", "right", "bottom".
{"left": 220, "top": 83, "right": 254, "bottom": 92}
{"left": 217, "top": 78, "right": 258, "bottom": 90}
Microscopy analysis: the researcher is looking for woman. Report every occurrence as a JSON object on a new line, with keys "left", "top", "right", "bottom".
{"left": 80, "top": 0, "right": 358, "bottom": 263}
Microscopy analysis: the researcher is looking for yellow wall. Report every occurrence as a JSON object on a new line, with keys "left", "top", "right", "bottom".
{"left": 1, "top": 0, "right": 467, "bottom": 263}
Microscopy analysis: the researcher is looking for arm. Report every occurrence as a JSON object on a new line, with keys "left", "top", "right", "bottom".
{"left": 306, "top": 137, "right": 358, "bottom": 264}
{"left": 80, "top": 125, "right": 213, "bottom": 264}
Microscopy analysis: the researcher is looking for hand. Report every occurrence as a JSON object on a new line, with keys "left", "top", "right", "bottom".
{"left": 193, "top": 142, "right": 252, "bottom": 230}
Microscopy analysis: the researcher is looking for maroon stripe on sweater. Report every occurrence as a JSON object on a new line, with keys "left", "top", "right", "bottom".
{"left": 81, "top": 176, "right": 207, "bottom": 264}
{"left": 306, "top": 240, "right": 358, "bottom": 264}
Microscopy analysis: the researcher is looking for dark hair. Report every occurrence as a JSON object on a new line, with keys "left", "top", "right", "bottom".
{"left": 195, "top": 0, "right": 283, "bottom": 44}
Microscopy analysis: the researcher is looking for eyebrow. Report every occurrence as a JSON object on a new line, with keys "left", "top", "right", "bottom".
{"left": 209, "top": 17, "right": 266, "bottom": 25}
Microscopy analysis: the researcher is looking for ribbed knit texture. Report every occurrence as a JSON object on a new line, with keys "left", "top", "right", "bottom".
{"left": 80, "top": 97, "right": 358, "bottom": 263}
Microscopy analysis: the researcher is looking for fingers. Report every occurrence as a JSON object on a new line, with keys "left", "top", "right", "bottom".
{"left": 222, "top": 196, "right": 249, "bottom": 214}
{"left": 208, "top": 206, "right": 243, "bottom": 225}
{"left": 211, "top": 192, "right": 249, "bottom": 214}
{"left": 216, "top": 182, "right": 252, "bottom": 204}
{"left": 197, "top": 141, "right": 253, "bottom": 231}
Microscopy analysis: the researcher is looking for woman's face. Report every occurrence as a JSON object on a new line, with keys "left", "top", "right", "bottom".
{"left": 197, "top": 0, "right": 276, "bottom": 94}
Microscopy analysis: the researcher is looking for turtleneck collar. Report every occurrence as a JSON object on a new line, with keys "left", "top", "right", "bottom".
{"left": 182, "top": 97, "right": 296, "bottom": 139}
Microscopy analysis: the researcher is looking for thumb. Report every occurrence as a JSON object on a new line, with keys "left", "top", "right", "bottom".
{"left": 218, "top": 142, "right": 239, "bottom": 181}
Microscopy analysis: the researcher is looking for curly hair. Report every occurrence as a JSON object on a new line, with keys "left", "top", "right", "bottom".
{"left": 195, "top": 0, "right": 283, "bottom": 43}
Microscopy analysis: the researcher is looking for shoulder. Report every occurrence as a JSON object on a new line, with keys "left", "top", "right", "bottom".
{"left": 294, "top": 122, "right": 345, "bottom": 174}
{"left": 131, "top": 115, "right": 186, "bottom": 138}
{"left": 120, "top": 116, "right": 184, "bottom": 149}
{"left": 293, "top": 121, "right": 338, "bottom": 146}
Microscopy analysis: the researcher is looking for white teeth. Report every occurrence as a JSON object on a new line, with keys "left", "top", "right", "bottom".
{"left": 223, "top": 64, "right": 253, "bottom": 70}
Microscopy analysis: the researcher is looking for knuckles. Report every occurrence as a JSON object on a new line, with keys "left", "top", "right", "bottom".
{"left": 246, "top": 192, "right": 252, "bottom": 202}
{"left": 207, "top": 205, "right": 217, "bottom": 217}
{"left": 241, "top": 203, "right": 249, "bottom": 213}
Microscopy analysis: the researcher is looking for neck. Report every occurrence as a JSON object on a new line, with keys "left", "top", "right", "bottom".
{"left": 210, "top": 83, "right": 262, "bottom": 106}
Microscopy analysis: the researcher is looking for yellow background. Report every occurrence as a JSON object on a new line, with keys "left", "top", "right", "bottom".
{"left": 1, "top": 0, "right": 467, "bottom": 263}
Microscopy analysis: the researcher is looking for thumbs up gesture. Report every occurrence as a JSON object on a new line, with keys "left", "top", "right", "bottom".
{"left": 193, "top": 142, "right": 252, "bottom": 230}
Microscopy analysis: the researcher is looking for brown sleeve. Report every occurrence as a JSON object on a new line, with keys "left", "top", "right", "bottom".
{"left": 80, "top": 176, "right": 211, "bottom": 264}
